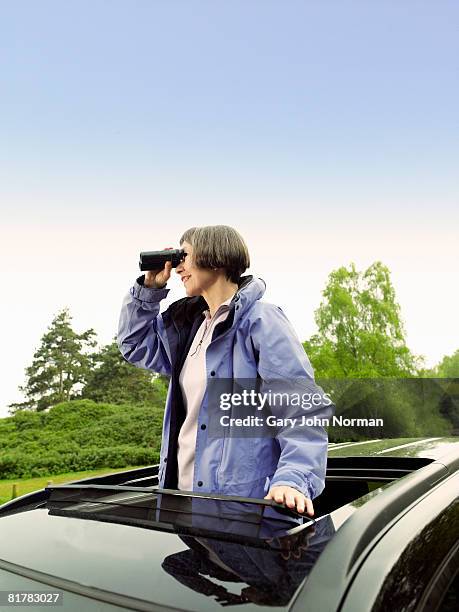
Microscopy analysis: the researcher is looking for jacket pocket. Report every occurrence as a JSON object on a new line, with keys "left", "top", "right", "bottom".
{"left": 222, "top": 476, "right": 269, "bottom": 499}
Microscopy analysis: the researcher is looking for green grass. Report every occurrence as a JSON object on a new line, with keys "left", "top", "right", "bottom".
{"left": 0, "top": 465, "right": 145, "bottom": 506}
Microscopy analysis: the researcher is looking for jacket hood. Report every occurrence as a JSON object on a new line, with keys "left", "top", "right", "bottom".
{"left": 233, "top": 275, "right": 266, "bottom": 316}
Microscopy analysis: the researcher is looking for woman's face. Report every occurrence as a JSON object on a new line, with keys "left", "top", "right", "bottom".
{"left": 175, "top": 241, "right": 218, "bottom": 297}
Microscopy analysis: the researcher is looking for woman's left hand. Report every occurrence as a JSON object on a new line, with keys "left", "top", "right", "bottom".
{"left": 264, "top": 485, "right": 314, "bottom": 516}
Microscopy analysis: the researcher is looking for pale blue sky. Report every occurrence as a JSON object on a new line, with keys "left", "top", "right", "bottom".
{"left": 1, "top": 1, "right": 458, "bottom": 415}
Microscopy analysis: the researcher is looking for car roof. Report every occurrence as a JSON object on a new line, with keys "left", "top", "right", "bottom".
{"left": 0, "top": 437, "right": 457, "bottom": 611}
{"left": 328, "top": 436, "right": 459, "bottom": 461}
{"left": 0, "top": 487, "right": 330, "bottom": 610}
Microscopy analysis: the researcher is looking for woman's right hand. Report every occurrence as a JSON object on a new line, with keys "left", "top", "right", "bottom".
{"left": 144, "top": 247, "right": 173, "bottom": 288}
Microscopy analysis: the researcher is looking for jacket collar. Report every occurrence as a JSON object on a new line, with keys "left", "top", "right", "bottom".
{"left": 168, "top": 275, "right": 266, "bottom": 326}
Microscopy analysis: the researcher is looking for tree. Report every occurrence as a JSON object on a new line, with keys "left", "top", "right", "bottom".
{"left": 424, "top": 349, "right": 459, "bottom": 433}
{"left": 81, "top": 339, "right": 169, "bottom": 407}
{"left": 9, "top": 309, "right": 97, "bottom": 413}
{"left": 303, "top": 262, "right": 421, "bottom": 377}
{"left": 434, "top": 349, "right": 459, "bottom": 378}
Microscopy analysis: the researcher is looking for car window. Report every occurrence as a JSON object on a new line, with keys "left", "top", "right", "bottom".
{"left": 437, "top": 569, "right": 458, "bottom": 612}
{"left": 417, "top": 543, "right": 459, "bottom": 612}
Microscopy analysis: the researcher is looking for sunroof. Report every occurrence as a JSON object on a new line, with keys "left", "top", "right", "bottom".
{"left": 46, "top": 485, "right": 314, "bottom": 545}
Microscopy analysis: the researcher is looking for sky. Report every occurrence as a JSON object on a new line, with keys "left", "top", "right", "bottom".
{"left": 1, "top": 1, "right": 458, "bottom": 417}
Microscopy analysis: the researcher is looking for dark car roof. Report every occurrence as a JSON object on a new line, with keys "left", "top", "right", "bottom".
{"left": 0, "top": 489, "right": 329, "bottom": 610}
{"left": 0, "top": 437, "right": 457, "bottom": 611}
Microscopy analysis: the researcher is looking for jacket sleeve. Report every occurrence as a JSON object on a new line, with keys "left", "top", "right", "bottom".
{"left": 249, "top": 304, "right": 335, "bottom": 500}
{"left": 117, "top": 276, "right": 173, "bottom": 377}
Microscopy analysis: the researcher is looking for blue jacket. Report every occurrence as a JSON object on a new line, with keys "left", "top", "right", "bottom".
{"left": 118, "top": 274, "right": 334, "bottom": 500}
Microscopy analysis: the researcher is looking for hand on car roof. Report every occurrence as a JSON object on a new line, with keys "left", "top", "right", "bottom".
{"left": 265, "top": 485, "right": 314, "bottom": 516}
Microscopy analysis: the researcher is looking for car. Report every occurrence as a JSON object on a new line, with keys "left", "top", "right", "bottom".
{"left": 0, "top": 436, "right": 457, "bottom": 611}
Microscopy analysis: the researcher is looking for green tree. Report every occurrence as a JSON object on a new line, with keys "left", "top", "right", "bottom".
{"left": 304, "top": 262, "right": 421, "bottom": 377}
{"left": 434, "top": 349, "right": 459, "bottom": 378}
{"left": 9, "top": 308, "right": 97, "bottom": 413}
{"left": 81, "top": 339, "right": 169, "bottom": 407}
{"left": 422, "top": 350, "right": 459, "bottom": 432}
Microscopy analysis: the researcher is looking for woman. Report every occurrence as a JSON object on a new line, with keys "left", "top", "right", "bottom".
{"left": 118, "top": 225, "right": 333, "bottom": 517}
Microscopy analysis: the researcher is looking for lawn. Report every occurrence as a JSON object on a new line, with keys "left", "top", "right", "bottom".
{"left": 0, "top": 466, "right": 143, "bottom": 506}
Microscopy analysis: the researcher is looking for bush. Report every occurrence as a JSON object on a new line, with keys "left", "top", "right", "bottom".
{"left": 0, "top": 400, "right": 164, "bottom": 479}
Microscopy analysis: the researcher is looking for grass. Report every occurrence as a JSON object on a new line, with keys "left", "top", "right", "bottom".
{"left": 0, "top": 465, "right": 145, "bottom": 506}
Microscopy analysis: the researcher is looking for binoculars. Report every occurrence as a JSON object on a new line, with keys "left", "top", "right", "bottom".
{"left": 139, "top": 249, "right": 185, "bottom": 271}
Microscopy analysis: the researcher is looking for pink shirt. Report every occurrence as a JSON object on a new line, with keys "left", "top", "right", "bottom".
{"left": 177, "top": 295, "right": 235, "bottom": 490}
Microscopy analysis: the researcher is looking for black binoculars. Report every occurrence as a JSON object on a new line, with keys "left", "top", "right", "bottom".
{"left": 139, "top": 249, "right": 185, "bottom": 271}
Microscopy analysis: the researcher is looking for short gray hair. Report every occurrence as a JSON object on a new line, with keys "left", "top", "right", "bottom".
{"left": 179, "top": 225, "right": 250, "bottom": 283}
